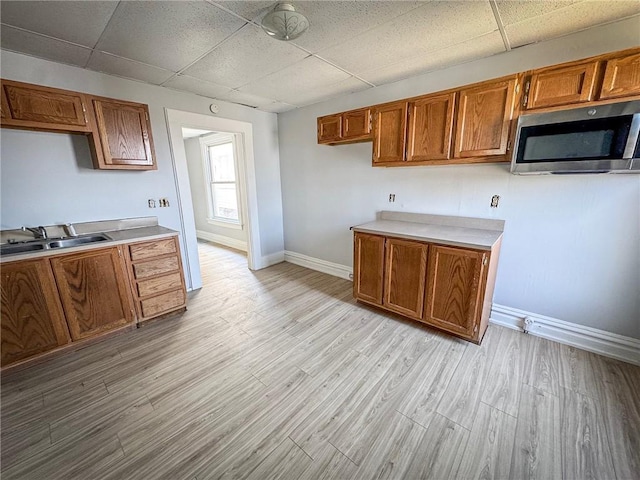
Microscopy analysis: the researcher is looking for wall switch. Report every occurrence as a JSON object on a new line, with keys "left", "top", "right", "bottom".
{"left": 490, "top": 195, "right": 500, "bottom": 208}
{"left": 148, "top": 199, "right": 156, "bottom": 208}
{"left": 389, "top": 194, "right": 396, "bottom": 202}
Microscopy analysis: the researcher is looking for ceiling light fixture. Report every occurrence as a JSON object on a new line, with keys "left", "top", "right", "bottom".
{"left": 261, "top": 3, "right": 309, "bottom": 41}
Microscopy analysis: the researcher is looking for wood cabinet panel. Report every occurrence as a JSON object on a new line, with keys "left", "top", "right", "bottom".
{"left": 91, "top": 98, "right": 156, "bottom": 169}
{"left": 527, "top": 62, "right": 598, "bottom": 109}
{"left": 1, "top": 85, "right": 9, "bottom": 119}
{"left": 343, "top": 108, "right": 371, "bottom": 139}
{"left": 383, "top": 238, "right": 428, "bottom": 320}
{"left": 129, "top": 238, "right": 177, "bottom": 261}
{"left": 424, "top": 245, "right": 485, "bottom": 338}
{"left": 373, "top": 101, "right": 408, "bottom": 164}
{"left": 600, "top": 52, "right": 640, "bottom": 100}
{"left": 140, "top": 289, "right": 186, "bottom": 318}
{"left": 132, "top": 256, "right": 180, "bottom": 279}
{"left": 353, "top": 232, "right": 385, "bottom": 305}
{"left": 51, "top": 247, "right": 134, "bottom": 341}
{"left": 455, "top": 77, "right": 516, "bottom": 158}
{"left": 1, "top": 80, "right": 89, "bottom": 131}
{"left": 407, "top": 93, "right": 455, "bottom": 162}
{"left": 137, "top": 272, "right": 183, "bottom": 298}
{"left": 317, "top": 114, "right": 342, "bottom": 143}
{"left": 1, "top": 259, "right": 71, "bottom": 367}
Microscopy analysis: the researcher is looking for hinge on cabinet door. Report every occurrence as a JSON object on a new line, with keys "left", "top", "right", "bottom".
{"left": 145, "top": 111, "right": 149, "bottom": 121}
{"left": 521, "top": 80, "right": 531, "bottom": 108}
{"left": 369, "top": 113, "right": 372, "bottom": 131}
{"left": 82, "top": 104, "right": 88, "bottom": 124}
{"left": 482, "top": 255, "right": 488, "bottom": 266}
{"left": 507, "top": 139, "right": 512, "bottom": 151}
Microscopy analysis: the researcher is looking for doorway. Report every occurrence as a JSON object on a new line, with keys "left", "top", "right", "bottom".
{"left": 165, "top": 109, "right": 262, "bottom": 291}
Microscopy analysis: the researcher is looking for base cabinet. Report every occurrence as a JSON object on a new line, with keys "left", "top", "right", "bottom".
{"left": 353, "top": 231, "right": 499, "bottom": 343}
{"left": 1, "top": 259, "right": 71, "bottom": 367}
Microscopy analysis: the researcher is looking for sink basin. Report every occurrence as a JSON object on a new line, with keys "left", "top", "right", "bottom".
{"left": 1, "top": 233, "right": 112, "bottom": 257}
{"left": 0, "top": 242, "right": 46, "bottom": 255}
{"left": 48, "top": 234, "right": 111, "bottom": 249}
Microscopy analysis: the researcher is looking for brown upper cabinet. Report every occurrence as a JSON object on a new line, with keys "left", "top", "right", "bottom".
{"left": 525, "top": 61, "right": 599, "bottom": 110}
{"left": 600, "top": 50, "right": 640, "bottom": 100}
{"left": 372, "top": 101, "right": 408, "bottom": 164}
{"left": 406, "top": 92, "right": 455, "bottom": 162}
{"left": 317, "top": 107, "right": 371, "bottom": 144}
{"left": 454, "top": 76, "right": 517, "bottom": 158}
{"left": 1, "top": 79, "right": 91, "bottom": 132}
{"left": 0, "top": 79, "right": 157, "bottom": 170}
{"left": 90, "top": 98, "right": 156, "bottom": 170}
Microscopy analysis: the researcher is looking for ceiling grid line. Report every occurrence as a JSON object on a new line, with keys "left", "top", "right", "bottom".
{"left": 489, "top": 0, "right": 511, "bottom": 51}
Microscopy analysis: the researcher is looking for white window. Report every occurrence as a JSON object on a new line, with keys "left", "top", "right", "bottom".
{"left": 200, "top": 133, "right": 242, "bottom": 228}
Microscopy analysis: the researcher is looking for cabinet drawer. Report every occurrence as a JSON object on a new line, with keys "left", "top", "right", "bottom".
{"left": 140, "top": 289, "right": 185, "bottom": 318}
{"left": 129, "top": 238, "right": 177, "bottom": 261}
{"left": 133, "top": 256, "right": 179, "bottom": 279}
{"left": 137, "top": 272, "right": 183, "bottom": 297}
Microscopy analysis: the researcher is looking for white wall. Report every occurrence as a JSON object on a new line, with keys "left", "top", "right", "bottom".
{"left": 183, "top": 137, "right": 247, "bottom": 244}
{"left": 277, "top": 19, "right": 640, "bottom": 339}
{"left": 0, "top": 50, "right": 284, "bottom": 280}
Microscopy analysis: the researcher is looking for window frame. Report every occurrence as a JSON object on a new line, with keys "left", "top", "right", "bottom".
{"left": 199, "top": 133, "right": 243, "bottom": 229}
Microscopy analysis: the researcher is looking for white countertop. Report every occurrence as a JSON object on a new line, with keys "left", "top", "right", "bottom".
{"left": 352, "top": 213, "right": 503, "bottom": 250}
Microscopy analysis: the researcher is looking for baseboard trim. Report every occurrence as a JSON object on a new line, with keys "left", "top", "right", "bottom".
{"left": 261, "top": 251, "right": 285, "bottom": 268}
{"left": 196, "top": 230, "right": 247, "bottom": 252}
{"left": 490, "top": 303, "right": 640, "bottom": 366}
{"left": 284, "top": 250, "right": 352, "bottom": 281}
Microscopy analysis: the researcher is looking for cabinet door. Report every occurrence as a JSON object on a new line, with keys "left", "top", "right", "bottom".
{"left": 600, "top": 51, "right": 640, "bottom": 100}
{"left": 51, "top": 247, "right": 134, "bottom": 341}
{"left": 343, "top": 108, "right": 371, "bottom": 140}
{"left": 424, "top": 245, "right": 485, "bottom": 339}
{"left": 373, "top": 101, "right": 408, "bottom": 164}
{"left": 353, "top": 232, "right": 385, "bottom": 305}
{"left": 526, "top": 62, "right": 598, "bottom": 109}
{"left": 1, "top": 259, "right": 71, "bottom": 367}
{"left": 454, "top": 78, "right": 516, "bottom": 158}
{"left": 384, "top": 238, "right": 428, "bottom": 319}
{"left": 91, "top": 98, "right": 156, "bottom": 169}
{"left": 317, "top": 114, "right": 342, "bottom": 143}
{"left": 1, "top": 80, "right": 88, "bottom": 130}
{"left": 407, "top": 93, "right": 455, "bottom": 162}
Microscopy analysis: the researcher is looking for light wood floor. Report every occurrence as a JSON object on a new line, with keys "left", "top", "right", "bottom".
{"left": 2, "top": 241, "right": 639, "bottom": 480}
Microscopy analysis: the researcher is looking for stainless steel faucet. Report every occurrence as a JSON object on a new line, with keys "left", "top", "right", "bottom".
{"left": 22, "top": 226, "right": 48, "bottom": 239}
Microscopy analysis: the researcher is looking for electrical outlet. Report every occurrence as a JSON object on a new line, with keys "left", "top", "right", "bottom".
{"left": 389, "top": 194, "right": 396, "bottom": 202}
{"left": 159, "top": 198, "right": 170, "bottom": 207}
{"left": 148, "top": 199, "right": 156, "bottom": 208}
{"left": 490, "top": 195, "right": 500, "bottom": 208}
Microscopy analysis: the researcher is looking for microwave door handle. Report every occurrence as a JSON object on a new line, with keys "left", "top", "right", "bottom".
{"left": 623, "top": 113, "right": 640, "bottom": 159}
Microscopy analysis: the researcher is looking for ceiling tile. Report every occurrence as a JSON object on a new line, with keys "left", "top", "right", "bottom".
{"left": 163, "top": 75, "right": 233, "bottom": 99}
{"left": 238, "top": 56, "right": 352, "bottom": 102}
{"left": 495, "top": 0, "right": 582, "bottom": 26}
{"left": 318, "top": 1, "right": 498, "bottom": 75}
{"left": 0, "top": 1, "right": 118, "bottom": 47}
{"left": 212, "top": 1, "right": 274, "bottom": 22}
{"left": 95, "top": 1, "right": 246, "bottom": 72}
{"left": 262, "top": 101, "right": 298, "bottom": 113}
{"left": 360, "top": 31, "right": 506, "bottom": 86}
{"left": 505, "top": 2, "right": 640, "bottom": 48}
{"left": 0, "top": 26, "right": 92, "bottom": 68}
{"left": 216, "top": 90, "right": 276, "bottom": 108}
{"left": 86, "top": 52, "right": 175, "bottom": 85}
{"left": 289, "top": 1, "right": 425, "bottom": 53}
{"left": 284, "top": 76, "right": 372, "bottom": 107}
{"left": 183, "top": 25, "right": 308, "bottom": 89}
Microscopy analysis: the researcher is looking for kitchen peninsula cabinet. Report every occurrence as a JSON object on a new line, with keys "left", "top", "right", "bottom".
{"left": 454, "top": 77, "right": 517, "bottom": 158}
{"left": 317, "top": 107, "right": 371, "bottom": 144}
{"left": 50, "top": 246, "right": 135, "bottom": 341}
{"left": 1, "top": 259, "right": 71, "bottom": 367}
{"left": 0, "top": 78, "right": 157, "bottom": 170}
{"left": 352, "top": 212, "right": 503, "bottom": 344}
{"left": 600, "top": 51, "right": 640, "bottom": 100}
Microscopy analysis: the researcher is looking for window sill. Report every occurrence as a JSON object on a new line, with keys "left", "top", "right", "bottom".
{"left": 207, "top": 218, "right": 243, "bottom": 230}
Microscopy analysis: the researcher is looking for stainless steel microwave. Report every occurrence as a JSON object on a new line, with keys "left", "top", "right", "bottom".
{"left": 511, "top": 100, "right": 640, "bottom": 175}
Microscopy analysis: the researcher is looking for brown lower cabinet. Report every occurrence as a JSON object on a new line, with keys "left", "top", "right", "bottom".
{"left": 1, "top": 235, "right": 187, "bottom": 368}
{"left": 353, "top": 231, "right": 500, "bottom": 344}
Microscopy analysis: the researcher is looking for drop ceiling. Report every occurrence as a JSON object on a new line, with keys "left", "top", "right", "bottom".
{"left": 1, "top": 1, "right": 639, "bottom": 113}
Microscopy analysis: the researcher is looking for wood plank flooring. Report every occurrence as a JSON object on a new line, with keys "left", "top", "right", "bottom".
{"left": 2, "top": 241, "right": 639, "bottom": 479}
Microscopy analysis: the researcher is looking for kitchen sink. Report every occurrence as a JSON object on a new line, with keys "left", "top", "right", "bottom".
{"left": 1, "top": 233, "right": 112, "bottom": 257}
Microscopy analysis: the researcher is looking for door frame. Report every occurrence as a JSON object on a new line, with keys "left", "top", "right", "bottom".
{"left": 165, "top": 109, "right": 261, "bottom": 290}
